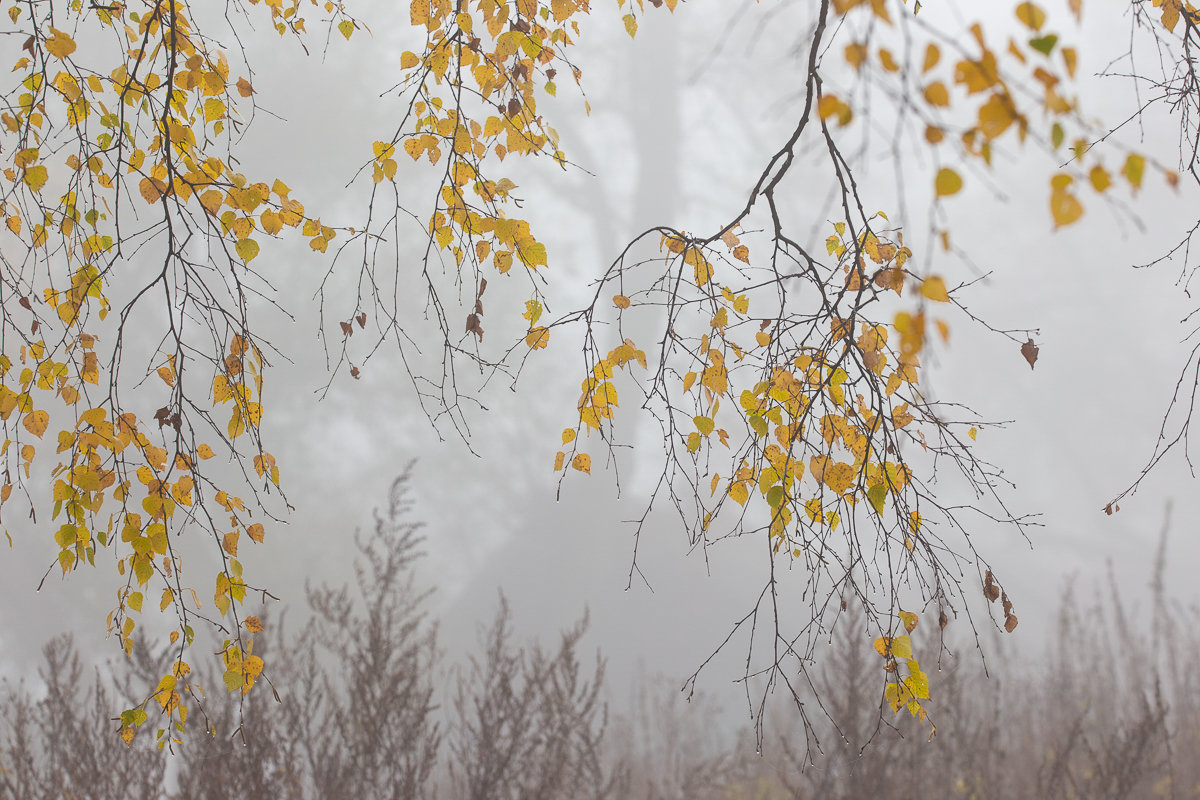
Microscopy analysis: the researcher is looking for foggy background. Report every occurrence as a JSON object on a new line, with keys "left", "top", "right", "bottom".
{"left": 2, "top": 0, "right": 1197, "bottom": 747}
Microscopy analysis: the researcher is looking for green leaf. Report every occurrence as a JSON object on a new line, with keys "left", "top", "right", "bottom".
{"left": 749, "top": 415, "right": 768, "bottom": 438}
{"left": 1050, "top": 122, "right": 1064, "bottom": 149}
{"left": 765, "top": 485, "right": 785, "bottom": 510}
{"left": 867, "top": 482, "right": 887, "bottom": 514}
{"left": 1029, "top": 34, "right": 1058, "bottom": 55}
{"left": 223, "top": 668, "right": 244, "bottom": 692}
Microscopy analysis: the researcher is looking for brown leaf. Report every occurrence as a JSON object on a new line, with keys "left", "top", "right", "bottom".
{"left": 475, "top": 299, "right": 484, "bottom": 315}
{"left": 466, "top": 313, "right": 483, "bottom": 340}
{"left": 19, "top": 296, "right": 31, "bottom": 311}
{"left": 340, "top": 321, "right": 353, "bottom": 336}
{"left": 1021, "top": 338, "right": 1039, "bottom": 369}
{"left": 479, "top": 277, "right": 488, "bottom": 296}
{"left": 350, "top": 366, "right": 360, "bottom": 379}
{"left": 983, "top": 570, "right": 1000, "bottom": 602}
{"left": 1004, "top": 613, "right": 1019, "bottom": 632}
{"left": 938, "top": 610, "right": 949, "bottom": 629}
{"left": 356, "top": 313, "right": 366, "bottom": 328}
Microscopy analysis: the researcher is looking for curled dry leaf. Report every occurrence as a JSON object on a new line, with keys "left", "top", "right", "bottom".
{"left": 465, "top": 313, "right": 483, "bottom": 340}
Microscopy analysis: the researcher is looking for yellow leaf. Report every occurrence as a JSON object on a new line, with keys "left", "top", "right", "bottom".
{"left": 1050, "top": 181, "right": 1083, "bottom": 227}
{"left": 562, "top": 428, "right": 576, "bottom": 445}
{"left": 1062, "top": 46, "right": 1077, "bottom": 78}
{"left": 82, "top": 351, "right": 99, "bottom": 383}
{"left": 525, "top": 326, "right": 549, "bottom": 349}
{"left": 818, "top": 94, "right": 853, "bottom": 126}
{"left": 23, "top": 165, "right": 48, "bottom": 192}
{"left": 845, "top": 42, "right": 867, "bottom": 70}
{"left": 571, "top": 453, "right": 591, "bottom": 474}
{"left": 824, "top": 462, "right": 855, "bottom": 494}
{"left": 139, "top": 177, "right": 164, "bottom": 204}
{"left": 22, "top": 410, "right": 48, "bottom": 438}
{"left": 260, "top": 209, "right": 282, "bottom": 235}
{"left": 245, "top": 615, "right": 264, "bottom": 633}
{"left": 45, "top": 28, "right": 77, "bottom": 60}
{"left": 1089, "top": 165, "right": 1112, "bottom": 192}
{"left": 228, "top": 408, "right": 245, "bottom": 439}
{"left": 410, "top": 0, "right": 430, "bottom": 25}
{"left": 613, "top": 294, "right": 630, "bottom": 309}
{"left": 247, "top": 523, "right": 265, "bottom": 543}
{"left": 922, "top": 42, "right": 940, "bottom": 72}
{"left": 400, "top": 51, "right": 420, "bottom": 69}
{"left": 622, "top": 13, "right": 637, "bottom": 38}
{"left": 934, "top": 167, "right": 962, "bottom": 197}
{"left": 978, "top": 93, "right": 1016, "bottom": 139}
{"left": 1122, "top": 153, "right": 1145, "bottom": 191}
{"left": 1015, "top": 2, "right": 1046, "bottom": 29}
{"left": 235, "top": 238, "right": 260, "bottom": 262}
{"left": 692, "top": 252, "right": 713, "bottom": 287}
{"left": 553, "top": 451, "right": 565, "bottom": 471}
{"left": 338, "top": 19, "right": 355, "bottom": 39}
{"left": 923, "top": 81, "right": 949, "bottom": 107}
{"left": 968, "top": 426, "right": 977, "bottom": 440}
{"left": 920, "top": 276, "right": 950, "bottom": 302}
{"left": 203, "top": 98, "right": 226, "bottom": 122}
